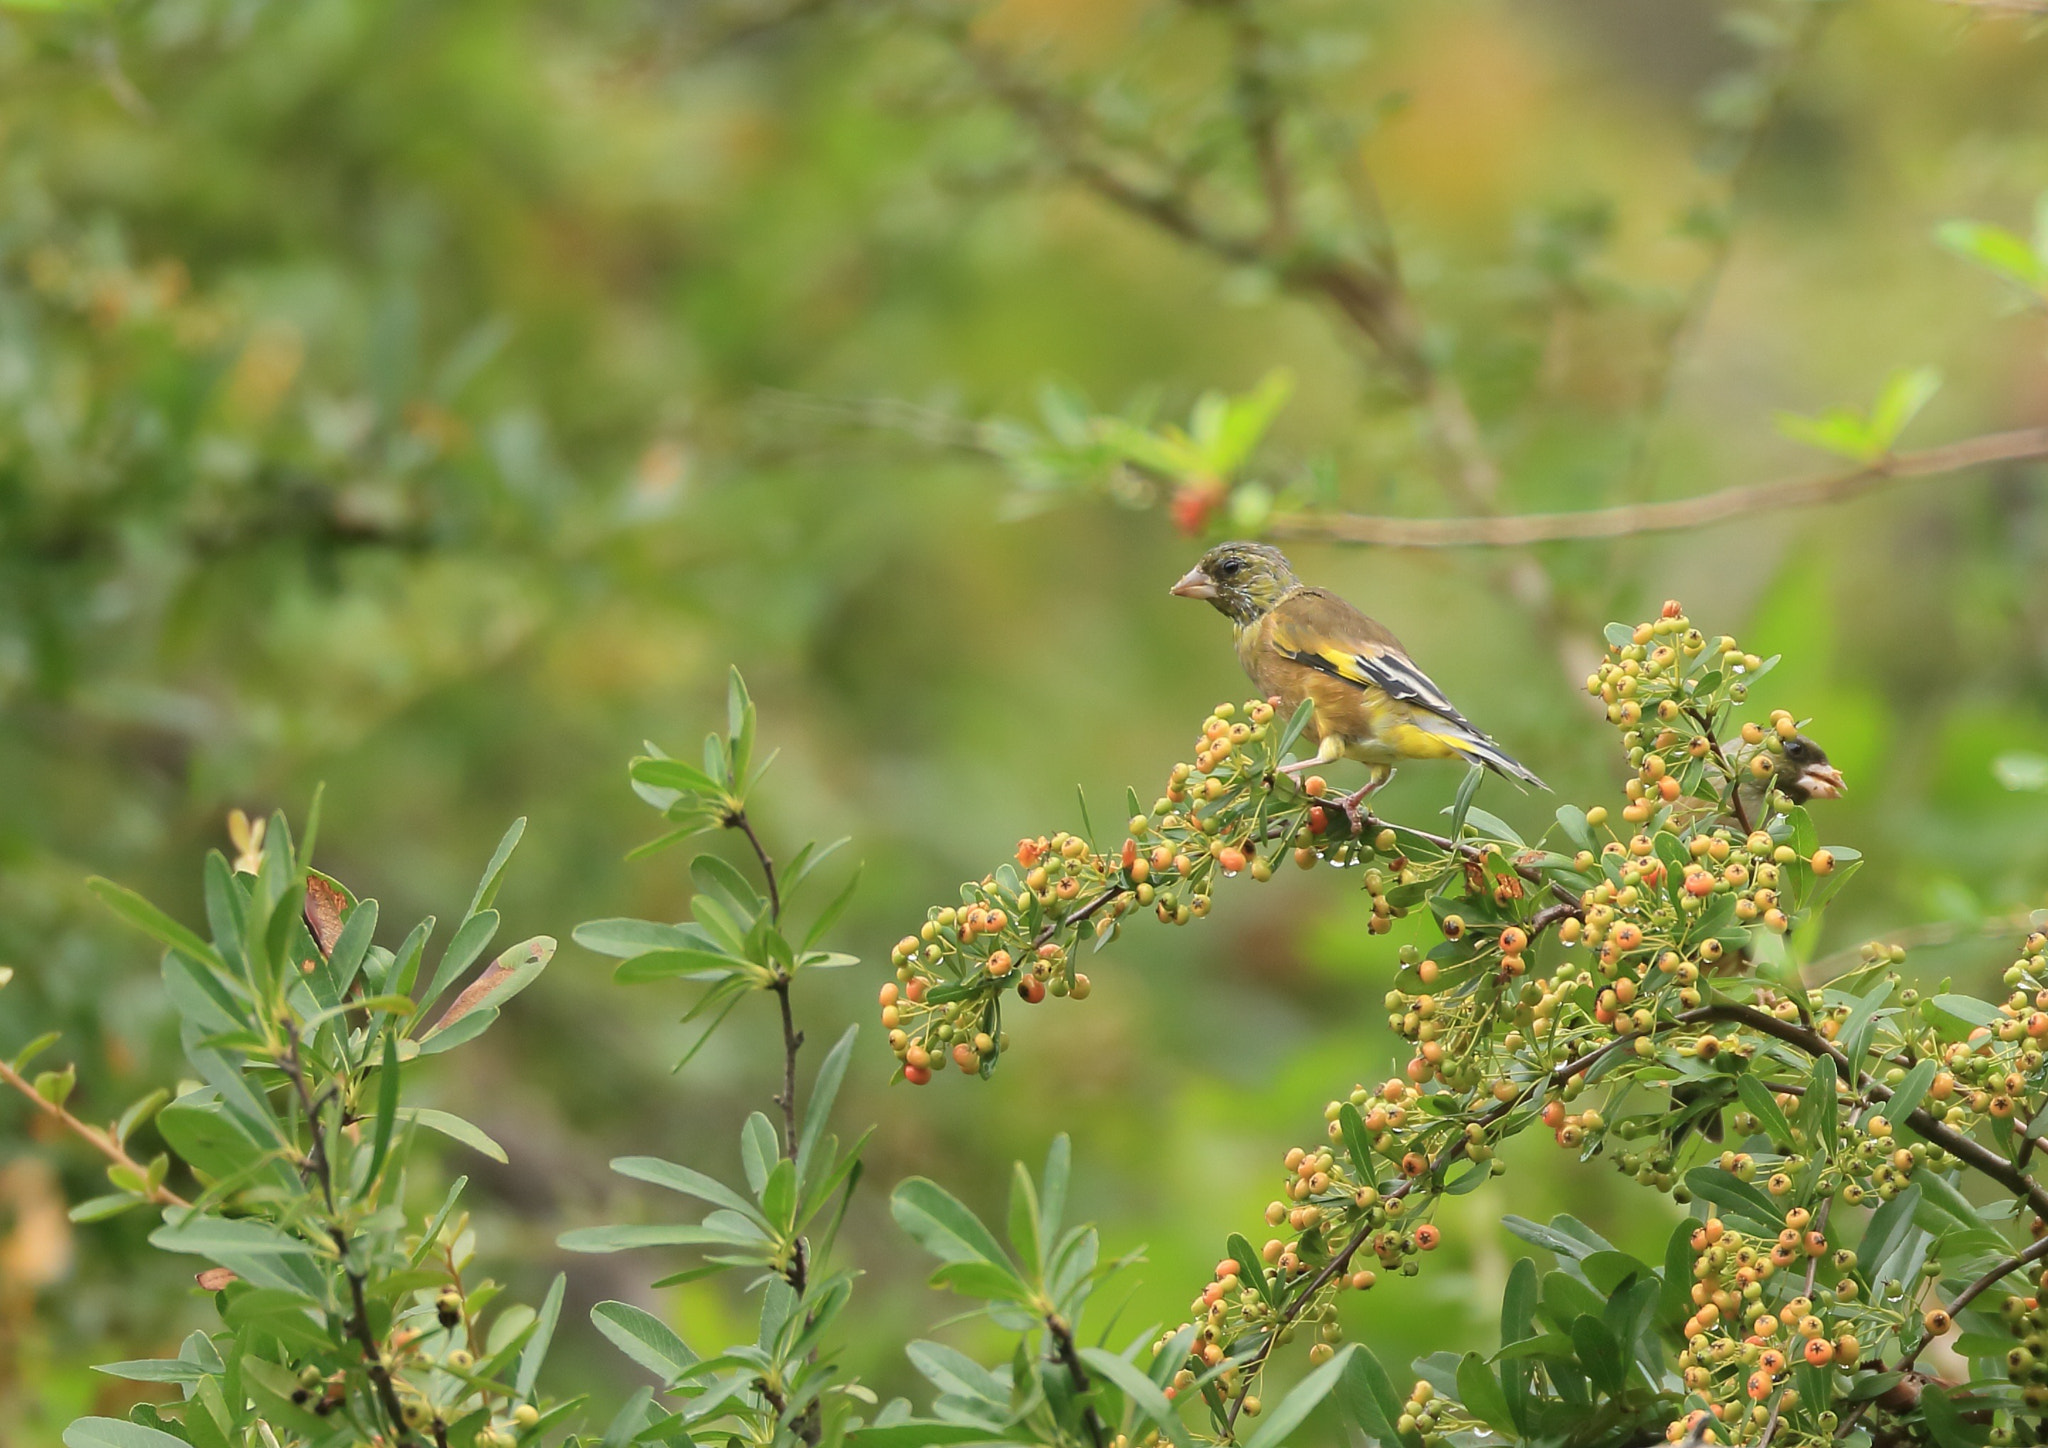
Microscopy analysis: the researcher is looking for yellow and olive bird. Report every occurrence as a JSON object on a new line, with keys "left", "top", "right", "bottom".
{"left": 1171, "top": 542, "right": 1545, "bottom": 823}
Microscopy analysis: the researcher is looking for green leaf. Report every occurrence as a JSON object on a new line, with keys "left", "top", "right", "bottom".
{"left": 1867, "top": 367, "right": 1942, "bottom": 452}
{"left": 1007, "top": 1162, "right": 1042, "bottom": 1279}
{"left": 740, "top": 1112, "right": 778, "bottom": 1192}
{"left": 516, "top": 1271, "right": 566, "bottom": 1399}
{"left": 1230, "top": 1233, "right": 1277, "bottom": 1308}
{"left": 88, "top": 879, "right": 221, "bottom": 969}
{"left": 1077, "top": 1347, "right": 1192, "bottom": 1448}
{"left": 630, "top": 756, "right": 721, "bottom": 795}
{"left": 467, "top": 817, "right": 527, "bottom": 918}
{"left": 557, "top": 1222, "right": 764, "bottom": 1254}
{"left": 592, "top": 1301, "right": 697, "bottom": 1383}
{"left": 1929, "top": 994, "right": 2001, "bottom": 1028}
{"left": 1660, "top": 1219, "right": 1696, "bottom": 1331}
{"left": 90, "top": 1359, "right": 207, "bottom": 1384}
{"left": 1335, "top": 1343, "right": 1404, "bottom": 1440}
{"left": 1449, "top": 763, "right": 1483, "bottom": 842}
{"left": 1735, "top": 1074, "right": 1795, "bottom": 1149}
{"left": 1041, "top": 1134, "right": 1070, "bottom": 1242}
{"left": 797, "top": 1025, "right": 857, "bottom": 1178}
{"left": 1919, "top": 1383, "right": 1986, "bottom": 1448}
{"left": 1682, "top": 1166, "right": 1783, "bottom": 1229}
{"left": 414, "top": 909, "right": 499, "bottom": 1018}
{"left": 890, "top": 1178, "right": 1015, "bottom": 1270}
{"left": 1455, "top": 1352, "right": 1515, "bottom": 1434}
{"left": 1501, "top": 1256, "right": 1539, "bottom": 1343}
{"left": 1938, "top": 218, "right": 2048, "bottom": 293}
{"left": 1243, "top": 1343, "right": 1354, "bottom": 1448}
{"left": 412, "top": 1006, "right": 497, "bottom": 1055}
{"left": 396, "top": 1109, "right": 507, "bottom": 1163}
{"left": 907, "top": 1341, "right": 1009, "bottom": 1409}
{"left": 63, "top": 1420, "right": 191, "bottom": 1448}
{"left": 612, "top": 1156, "right": 761, "bottom": 1221}
{"left": 367, "top": 1031, "right": 400, "bottom": 1187}
{"left": 1569, "top": 1315, "right": 1627, "bottom": 1397}
{"left": 573, "top": 918, "right": 709, "bottom": 959}
{"left": 419, "top": 935, "right": 555, "bottom": 1041}
{"left": 1885, "top": 1059, "right": 1938, "bottom": 1132}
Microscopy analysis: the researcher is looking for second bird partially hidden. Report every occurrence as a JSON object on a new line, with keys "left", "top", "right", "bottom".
{"left": 1172, "top": 541, "right": 1546, "bottom": 829}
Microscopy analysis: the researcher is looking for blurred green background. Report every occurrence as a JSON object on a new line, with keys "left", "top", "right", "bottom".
{"left": 4, "top": 0, "right": 2048, "bottom": 1441}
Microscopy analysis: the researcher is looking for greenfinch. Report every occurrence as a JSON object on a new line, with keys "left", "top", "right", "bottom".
{"left": 1171, "top": 541, "right": 1545, "bottom": 823}
{"left": 1728, "top": 733, "right": 1844, "bottom": 832}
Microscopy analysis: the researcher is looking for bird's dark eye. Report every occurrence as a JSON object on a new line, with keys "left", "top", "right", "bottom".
{"left": 1219, "top": 557, "right": 1243, "bottom": 578}
{"left": 1785, "top": 739, "right": 1806, "bottom": 759}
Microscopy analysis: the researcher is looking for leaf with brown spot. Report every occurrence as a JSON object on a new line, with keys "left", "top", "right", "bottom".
{"left": 422, "top": 936, "right": 557, "bottom": 1040}
{"left": 303, "top": 875, "right": 349, "bottom": 959}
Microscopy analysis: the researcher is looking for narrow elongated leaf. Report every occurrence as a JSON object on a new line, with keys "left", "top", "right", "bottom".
{"left": 1501, "top": 1256, "right": 1539, "bottom": 1343}
{"left": 1243, "top": 1343, "right": 1355, "bottom": 1448}
{"left": 1006, "top": 1163, "right": 1041, "bottom": 1279}
{"left": 88, "top": 879, "right": 220, "bottom": 968}
{"left": 64, "top": 1421, "right": 190, "bottom": 1448}
{"left": 1335, "top": 1343, "right": 1404, "bottom": 1440}
{"left": 1735, "top": 1075, "right": 1795, "bottom": 1149}
{"left": 367, "top": 1032, "right": 400, "bottom": 1187}
{"left": 1886, "top": 1060, "right": 1939, "bottom": 1133}
{"left": 1570, "top": 1315, "right": 1627, "bottom": 1397}
{"left": 797, "top": 1026, "right": 857, "bottom": 1176}
{"left": 422, "top": 936, "right": 555, "bottom": 1040}
{"left": 1077, "top": 1347, "right": 1192, "bottom": 1448}
{"left": 1041, "top": 1135, "right": 1070, "bottom": 1241}
{"left": 890, "top": 1178, "right": 1015, "bottom": 1270}
{"left": 91, "top": 1359, "right": 207, "bottom": 1384}
{"left": 592, "top": 1301, "right": 696, "bottom": 1383}
{"left": 573, "top": 918, "right": 711, "bottom": 959}
{"left": 413, "top": 909, "right": 500, "bottom": 1019}
{"left": 612, "top": 1157, "right": 761, "bottom": 1221}
{"left": 516, "top": 1272, "right": 566, "bottom": 1399}
{"left": 396, "top": 1109, "right": 507, "bottom": 1163}
{"left": 467, "top": 818, "right": 527, "bottom": 918}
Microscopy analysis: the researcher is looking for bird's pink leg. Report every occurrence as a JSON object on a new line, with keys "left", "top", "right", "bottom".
{"left": 1334, "top": 769, "right": 1394, "bottom": 833}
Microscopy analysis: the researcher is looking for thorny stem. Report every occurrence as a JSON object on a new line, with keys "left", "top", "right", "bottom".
{"left": 0, "top": 1059, "right": 189, "bottom": 1209}
{"left": 1047, "top": 1314, "right": 1110, "bottom": 1448}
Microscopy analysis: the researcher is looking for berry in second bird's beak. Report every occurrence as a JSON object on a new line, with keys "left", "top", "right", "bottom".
{"left": 1797, "top": 762, "right": 1846, "bottom": 800}
{"left": 1171, "top": 565, "right": 1219, "bottom": 600}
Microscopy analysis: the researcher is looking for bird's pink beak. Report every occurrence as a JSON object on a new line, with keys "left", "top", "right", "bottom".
{"left": 1171, "top": 566, "right": 1218, "bottom": 600}
{"left": 1799, "top": 763, "right": 1846, "bottom": 800}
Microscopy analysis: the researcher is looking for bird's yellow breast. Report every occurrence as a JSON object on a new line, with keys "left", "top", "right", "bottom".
{"left": 1233, "top": 616, "right": 1468, "bottom": 766}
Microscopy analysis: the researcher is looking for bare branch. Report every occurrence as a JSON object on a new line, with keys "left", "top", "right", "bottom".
{"left": 1266, "top": 426, "right": 2048, "bottom": 548}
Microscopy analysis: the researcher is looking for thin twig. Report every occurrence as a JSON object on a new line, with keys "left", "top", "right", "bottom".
{"left": 0, "top": 1059, "right": 189, "bottom": 1208}
{"left": 1264, "top": 426, "right": 2048, "bottom": 547}
{"left": 1894, "top": 1234, "right": 2048, "bottom": 1373}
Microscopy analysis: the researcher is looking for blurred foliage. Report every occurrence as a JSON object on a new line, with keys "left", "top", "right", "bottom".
{"left": 6, "top": 0, "right": 2048, "bottom": 1442}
